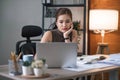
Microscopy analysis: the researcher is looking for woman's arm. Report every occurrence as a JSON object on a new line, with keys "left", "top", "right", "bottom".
{"left": 71, "top": 30, "right": 78, "bottom": 43}
{"left": 63, "top": 26, "right": 78, "bottom": 43}
{"left": 64, "top": 30, "right": 78, "bottom": 43}
{"left": 40, "top": 31, "right": 52, "bottom": 43}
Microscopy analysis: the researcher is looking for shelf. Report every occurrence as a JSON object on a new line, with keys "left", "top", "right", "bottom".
{"left": 42, "top": 0, "right": 88, "bottom": 55}
{"left": 42, "top": 4, "right": 85, "bottom": 7}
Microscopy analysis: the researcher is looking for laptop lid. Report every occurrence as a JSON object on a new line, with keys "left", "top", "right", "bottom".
{"left": 36, "top": 42, "right": 77, "bottom": 68}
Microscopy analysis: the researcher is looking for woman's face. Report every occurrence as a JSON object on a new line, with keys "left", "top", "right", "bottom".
{"left": 56, "top": 14, "right": 72, "bottom": 33}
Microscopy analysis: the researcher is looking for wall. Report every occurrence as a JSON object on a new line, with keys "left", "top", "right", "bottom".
{"left": 89, "top": 0, "right": 120, "bottom": 55}
{"left": 0, "top": 0, "right": 42, "bottom": 65}
{"left": 0, "top": 0, "right": 85, "bottom": 65}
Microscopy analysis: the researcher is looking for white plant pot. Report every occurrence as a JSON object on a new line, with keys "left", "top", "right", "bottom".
{"left": 22, "top": 66, "right": 33, "bottom": 76}
{"left": 42, "top": 64, "right": 48, "bottom": 74}
{"left": 33, "top": 68, "right": 43, "bottom": 77}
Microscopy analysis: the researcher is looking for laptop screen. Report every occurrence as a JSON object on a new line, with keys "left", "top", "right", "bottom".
{"left": 36, "top": 42, "right": 77, "bottom": 68}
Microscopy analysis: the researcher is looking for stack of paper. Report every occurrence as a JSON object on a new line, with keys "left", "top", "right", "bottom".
{"left": 64, "top": 63, "right": 112, "bottom": 72}
{"left": 64, "top": 55, "right": 112, "bottom": 72}
{"left": 98, "top": 53, "right": 120, "bottom": 66}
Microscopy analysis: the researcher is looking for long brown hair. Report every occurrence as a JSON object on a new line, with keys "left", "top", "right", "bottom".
{"left": 55, "top": 8, "right": 72, "bottom": 22}
{"left": 52, "top": 8, "right": 72, "bottom": 29}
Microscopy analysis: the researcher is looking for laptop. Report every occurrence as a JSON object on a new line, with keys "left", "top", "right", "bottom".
{"left": 36, "top": 42, "right": 77, "bottom": 68}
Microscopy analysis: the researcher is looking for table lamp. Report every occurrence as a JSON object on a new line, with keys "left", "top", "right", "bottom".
{"left": 89, "top": 9, "right": 119, "bottom": 44}
{"left": 89, "top": 9, "right": 119, "bottom": 54}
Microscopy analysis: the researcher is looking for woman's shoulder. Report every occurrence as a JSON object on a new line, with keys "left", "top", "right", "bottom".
{"left": 41, "top": 31, "right": 52, "bottom": 42}
{"left": 44, "top": 30, "right": 52, "bottom": 35}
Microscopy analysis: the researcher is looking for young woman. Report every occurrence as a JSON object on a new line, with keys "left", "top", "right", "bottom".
{"left": 41, "top": 8, "right": 78, "bottom": 43}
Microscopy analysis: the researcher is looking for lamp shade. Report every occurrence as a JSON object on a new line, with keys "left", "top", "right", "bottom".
{"left": 89, "top": 9, "right": 119, "bottom": 30}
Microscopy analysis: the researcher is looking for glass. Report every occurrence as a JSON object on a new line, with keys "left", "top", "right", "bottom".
{"left": 8, "top": 59, "right": 23, "bottom": 76}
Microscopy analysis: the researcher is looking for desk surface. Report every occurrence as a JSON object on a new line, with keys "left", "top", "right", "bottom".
{"left": 0, "top": 55, "right": 120, "bottom": 80}
{"left": 0, "top": 65, "right": 120, "bottom": 80}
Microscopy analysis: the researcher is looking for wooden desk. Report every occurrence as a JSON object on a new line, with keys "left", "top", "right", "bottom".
{"left": 0, "top": 64, "right": 120, "bottom": 80}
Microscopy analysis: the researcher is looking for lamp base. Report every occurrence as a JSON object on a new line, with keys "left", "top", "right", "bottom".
{"left": 97, "top": 43, "right": 108, "bottom": 46}
{"left": 96, "top": 43, "right": 110, "bottom": 54}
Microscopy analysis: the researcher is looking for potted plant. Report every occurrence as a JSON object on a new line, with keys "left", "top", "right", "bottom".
{"left": 73, "top": 21, "right": 81, "bottom": 31}
{"left": 22, "top": 61, "right": 33, "bottom": 76}
{"left": 31, "top": 58, "right": 47, "bottom": 77}
{"left": 73, "top": 21, "right": 81, "bottom": 43}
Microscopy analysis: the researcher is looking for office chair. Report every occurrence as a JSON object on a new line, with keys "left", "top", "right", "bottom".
{"left": 16, "top": 25, "right": 43, "bottom": 57}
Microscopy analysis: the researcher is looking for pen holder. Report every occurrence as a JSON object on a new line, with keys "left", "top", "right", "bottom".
{"left": 8, "top": 59, "right": 23, "bottom": 76}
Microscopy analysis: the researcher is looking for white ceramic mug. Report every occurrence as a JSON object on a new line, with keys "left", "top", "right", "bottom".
{"left": 23, "top": 55, "right": 33, "bottom": 62}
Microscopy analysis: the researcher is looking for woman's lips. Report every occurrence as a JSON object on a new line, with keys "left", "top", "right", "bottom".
{"left": 62, "top": 28, "right": 68, "bottom": 30}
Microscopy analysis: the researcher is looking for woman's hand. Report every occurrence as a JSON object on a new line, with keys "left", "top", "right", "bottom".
{"left": 63, "top": 25, "right": 73, "bottom": 38}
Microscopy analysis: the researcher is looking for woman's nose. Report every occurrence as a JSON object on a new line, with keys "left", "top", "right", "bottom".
{"left": 63, "top": 23, "right": 67, "bottom": 27}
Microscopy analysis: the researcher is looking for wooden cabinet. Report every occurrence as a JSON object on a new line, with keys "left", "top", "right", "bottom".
{"left": 89, "top": 0, "right": 120, "bottom": 55}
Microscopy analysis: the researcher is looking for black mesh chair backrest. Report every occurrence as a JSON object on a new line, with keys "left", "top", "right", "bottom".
{"left": 16, "top": 25, "right": 43, "bottom": 56}
{"left": 22, "top": 25, "right": 42, "bottom": 37}
{"left": 22, "top": 25, "right": 43, "bottom": 43}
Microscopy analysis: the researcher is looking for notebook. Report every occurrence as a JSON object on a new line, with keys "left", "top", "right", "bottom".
{"left": 36, "top": 42, "right": 77, "bottom": 68}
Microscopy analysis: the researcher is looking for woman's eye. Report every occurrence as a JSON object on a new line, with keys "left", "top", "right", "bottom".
{"left": 59, "top": 20, "right": 70, "bottom": 24}
{"left": 59, "top": 21, "right": 63, "bottom": 23}
{"left": 66, "top": 21, "right": 70, "bottom": 23}
{"left": 66, "top": 20, "right": 70, "bottom": 23}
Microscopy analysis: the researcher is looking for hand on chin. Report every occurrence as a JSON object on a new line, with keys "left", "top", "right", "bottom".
{"left": 61, "top": 29, "right": 68, "bottom": 33}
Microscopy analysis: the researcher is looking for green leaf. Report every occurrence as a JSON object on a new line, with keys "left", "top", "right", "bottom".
{"left": 23, "top": 61, "right": 31, "bottom": 66}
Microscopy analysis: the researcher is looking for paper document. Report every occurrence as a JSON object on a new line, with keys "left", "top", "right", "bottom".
{"left": 64, "top": 63, "right": 112, "bottom": 72}
{"left": 98, "top": 53, "right": 120, "bottom": 66}
{"left": 64, "top": 55, "right": 112, "bottom": 72}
